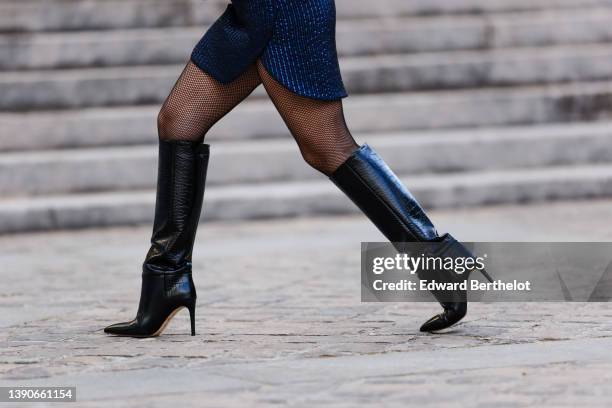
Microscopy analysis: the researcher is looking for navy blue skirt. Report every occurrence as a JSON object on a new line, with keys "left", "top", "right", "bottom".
{"left": 191, "top": 0, "right": 347, "bottom": 101}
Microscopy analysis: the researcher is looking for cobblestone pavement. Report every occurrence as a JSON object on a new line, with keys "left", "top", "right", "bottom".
{"left": 1, "top": 200, "right": 612, "bottom": 407}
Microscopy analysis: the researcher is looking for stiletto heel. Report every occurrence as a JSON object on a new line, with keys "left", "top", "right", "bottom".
{"left": 188, "top": 304, "right": 196, "bottom": 336}
{"left": 480, "top": 268, "right": 494, "bottom": 283}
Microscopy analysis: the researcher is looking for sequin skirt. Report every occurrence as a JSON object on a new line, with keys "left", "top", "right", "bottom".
{"left": 191, "top": 0, "right": 347, "bottom": 101}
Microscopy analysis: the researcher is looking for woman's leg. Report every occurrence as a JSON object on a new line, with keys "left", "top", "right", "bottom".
{"left": 146, "top": 62, "right": 262, "bottom": 280}
{"left": 105, "top": 63, "right": 261, "bottom": 337}
{"left": 158, "top": 61, "right": 261, "bottom": 142}
{"left": 256, "top": 61, "right": 357, "bottom": 175}
{"left": 257, "top": 60, "right": 484, "bottom": 332}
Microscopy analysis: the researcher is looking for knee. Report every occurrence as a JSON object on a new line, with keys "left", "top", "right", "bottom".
{"left": 157, "top": 105, "right": 180, "bottom": 140}
{"left": 157, "top": 103, "right": 205, "bottom": 141}
{"left": 298, "top": 145, "right": 343, "bottom": 176}
{"left": 300, "top": 148, "right": 326, "bottom": 174}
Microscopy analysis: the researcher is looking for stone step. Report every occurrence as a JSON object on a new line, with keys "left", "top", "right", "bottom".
{"left": 4, "top": 9, "right": 612, "bottom": 70}
{"left": 3, "top": 81, "right": 612, "bottom": 152}
{"left": 343, "top": 44, "right": 612, "bottom": 94}
{"left": 4, "top": 44, "right": 612, "bottom": 111}
{"left": 335, "top": 0, "right": 612, "bottom": 19}
{"left": 1, "top": 122, "right": 611, "bottom": 197}
{"left": 4, "top": 0, "right": 612, "bottom": 33}
{"left": 1, "top": 163, "right": 611, "bottom": 233}
{"left": 0, "top": 0, "right": 223, "bottom": 33}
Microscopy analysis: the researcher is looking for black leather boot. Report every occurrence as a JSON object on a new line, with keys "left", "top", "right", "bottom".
{"left": 331, "top": 144, "right": 491, "bottom": 332}
{"left": 104, "top": 141, "right": 209, "bottom": 337}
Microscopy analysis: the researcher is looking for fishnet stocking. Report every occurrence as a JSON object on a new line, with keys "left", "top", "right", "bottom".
{"left": 158, "top": 62, "right": 261, "bottom": 142}
{"left": 257, "top": 61, "right": 358, "bottom": 176}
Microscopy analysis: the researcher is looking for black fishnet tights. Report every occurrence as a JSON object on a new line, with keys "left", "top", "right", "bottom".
{"left": 158, "top": 62, "right": 261, "bottom": 142}
{"left": 158, "top": 60, "right": 358, "bottom": 175}
{"left": 257, "top": 61, "right": 358, "bottom": 175}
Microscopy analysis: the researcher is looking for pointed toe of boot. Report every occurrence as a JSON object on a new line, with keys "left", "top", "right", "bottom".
{"left": 104, "top": 320, "right": 139, "bottom": 336}
{"left": 420, "top": 303, "right": 467, "bottom": 333}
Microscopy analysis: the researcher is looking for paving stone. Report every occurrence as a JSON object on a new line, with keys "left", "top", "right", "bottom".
{"left": 1, "top": 201, "right": 611, "bottom": 405}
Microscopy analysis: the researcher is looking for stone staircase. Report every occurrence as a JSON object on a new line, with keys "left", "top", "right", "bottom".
{"left": 1, "top": 0, "right": 612, "bottom": 233}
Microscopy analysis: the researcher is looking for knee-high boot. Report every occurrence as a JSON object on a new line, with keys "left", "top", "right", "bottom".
{"left": 330, "top": 144, "right": 491, "bottom": 332}
{"left": 104, "top": 140, "right": 209, "bottom": 337}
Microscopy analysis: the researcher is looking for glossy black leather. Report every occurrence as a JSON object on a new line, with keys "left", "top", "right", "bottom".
{"left": 104, "top": 141, "right": 209, "bottom": 337}
{"left": 331, "top": 144, "right": 438, "bottom": 242}
{"left": 104, "top": 266, "right": 197, "bottom": 337}
{"left": 417, "top": 234, "right": 493, "bottom": 332}
{"left": 144, "top": 141, "right": 210, "bottom": 272}
{"left": 417, "top": 234, "right": 469, "bottom": 332}
{"left": 331, "top": 144, "right": 474, "bottom": 332}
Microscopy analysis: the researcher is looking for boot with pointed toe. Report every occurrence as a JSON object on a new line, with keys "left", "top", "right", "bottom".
{"left": 419, "top": 302, "right": 467, "bottom": 332}
{"left": 417, "top": 233, "right": 492, "bottom": 332}
{"left": 104, "top": 140, "right": 209, "bottom": 338}
{"left": 331, "top": 144, "right": 490, "bottom": 333}
{"left": 103, "top": 265, "right": 197, "bottom": 337}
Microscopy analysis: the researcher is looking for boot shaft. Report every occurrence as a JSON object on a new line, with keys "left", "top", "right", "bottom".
{"left": 145, "top": 140, "right": 210, "bottom": 273}
{"left": 330, "top": 144, "right": 438, "bottom": 243}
